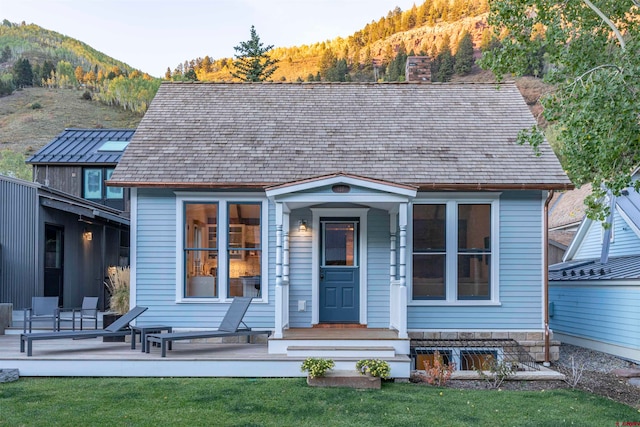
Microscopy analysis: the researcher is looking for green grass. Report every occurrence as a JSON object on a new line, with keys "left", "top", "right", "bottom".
{"left": 0, "top": 378, "right": 638, "bottom": 426}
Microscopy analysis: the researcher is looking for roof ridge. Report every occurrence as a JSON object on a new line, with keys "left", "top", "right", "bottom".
{"left": 161, "top": 81, "right": 515, "bottom": 86}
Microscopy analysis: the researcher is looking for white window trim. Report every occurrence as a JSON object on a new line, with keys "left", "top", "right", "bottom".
{"left": 409, "top": 194, "right": 501, "bottom": 306}
{"left": 175, "top": 192, "right": 268, "bottom": 303}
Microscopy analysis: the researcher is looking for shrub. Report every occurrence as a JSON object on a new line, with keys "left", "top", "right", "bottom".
{"left": 356, "top": 359, "right": 391, "bottom": 379}
{"left": 422, "top": 351, "right": 455, "bottom": 386}
{"left": 476, "top": 359, "right": 518, "bottom": 389}
{"left": 30, "top": 102, "right": 41, "bottom": 109}
{"left": 81, "top": 90, "right": 92, "bottom": 100}
{"left": 301, "top": 358, "right": 334, "bottom": 378}
{"left": 105, "top": 266, "right": 130, "bottom": 314}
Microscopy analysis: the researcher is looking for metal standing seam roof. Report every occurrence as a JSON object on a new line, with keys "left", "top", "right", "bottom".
{"left": 109, "top": 81, "right": 572, "bottom": 190}
{"left": 549, "top": 255, "right": 640, "bottom": 281}
{"left": 27, "top": 129, "right": 135, "bottom": 165}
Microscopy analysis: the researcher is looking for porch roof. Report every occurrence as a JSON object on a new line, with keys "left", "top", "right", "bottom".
{"left": 110, "top": 82, "right": 571, "bottom": 190}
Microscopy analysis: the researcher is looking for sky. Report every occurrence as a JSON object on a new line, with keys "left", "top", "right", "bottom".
{"left": 2, "top": 0, "right": 419, "bottom": 77}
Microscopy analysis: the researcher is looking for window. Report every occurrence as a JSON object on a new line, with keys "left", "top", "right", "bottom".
{"left": 83, "top": 167, "right": 124, "bottom": 210}
{"left": 411, "top": 197, "right": 498, "bottom": 303}
{"left": 181, "top": 198, "right": 264, "bottom": 301}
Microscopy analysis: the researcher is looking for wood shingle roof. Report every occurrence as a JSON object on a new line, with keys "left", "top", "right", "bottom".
{"left": 110, "top": 82, "right": 571, "bottom": 190}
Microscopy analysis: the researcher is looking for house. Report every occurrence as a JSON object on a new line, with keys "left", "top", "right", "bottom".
{"left": 0, "top": 175, "right": 129, "bottom": 310}
{"left": 549, "top": 181, "right": 640, "bottom": 363}
{"left": 109, "top": 81, "right": 571, "bottom": 376}
{"left": 27, "top": 128, "right": 135, "bottom": 213}
{"left": 547, "top": 184, "right": 592, "bottom": 264}
{"left": 0, "top": 129, "right": 133, "bottom": 311}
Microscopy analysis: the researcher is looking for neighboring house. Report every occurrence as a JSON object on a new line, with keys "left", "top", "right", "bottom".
{"left": 0, "top": 175, "right": 129, "bottom": 310}
{"left": 405, "top": 56, "right": 431, "bottom": 82}
{"left": 0, "top": 129, "right": 133, "bottom": 311}
{"left": 549, "top": 182, "right": 640, "bottom": 363}
{"left": 109, "top": 81, "right": 571, "bottom": 376}
{"left": 27, "top": 128, "right": 135, "bottom": 212}
{"left": 547, "top": 184, "right": 591, "bottom": 264}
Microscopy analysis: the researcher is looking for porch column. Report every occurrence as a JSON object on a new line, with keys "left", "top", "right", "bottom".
{"left": 389, "top": 211, "right": 398, "bottom": 280}
{"left": 396, "top": 203, "right": 408, "bottom": 338}
{"left": 274, "top": 202, "right": 285, "bottom": 338}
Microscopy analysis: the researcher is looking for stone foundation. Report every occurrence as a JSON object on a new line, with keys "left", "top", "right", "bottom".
{"left": 408, "top": 331, "right": 560, "bottom": 363}
{"left": 0, "top": 369, "right": 19, "bottom": 383}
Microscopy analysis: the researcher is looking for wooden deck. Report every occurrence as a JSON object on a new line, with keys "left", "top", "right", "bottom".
{"left": 0, "top": 327, "right": 411, "bottom": 378}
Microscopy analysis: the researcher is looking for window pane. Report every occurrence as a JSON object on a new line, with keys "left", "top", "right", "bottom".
{"left": 412, "top": 254, "right": 446, "bottom": 299}
{"left": 458, "top": 204, "right": 490, "bottom": 251}
{"left": 228, "top": 203, "right": 262, "bottom": 298}
{"left": 105, "top": 169, "right": 123, "bottom": 199}
{"left": 457, "top": 254, "right": 490, "bottom": 299}
{"left": 83, "top": 169, "right": 102, "bottom": 199}
{"left": 323, "top": 222, "right": 356, "bottom": 266}
{"left": 184, "top": 203, "right": 218, "bottom": 298}
{"left": 413, "top": 204, "right": 446, "bottom": 251}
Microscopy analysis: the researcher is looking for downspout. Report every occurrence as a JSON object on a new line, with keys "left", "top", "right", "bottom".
{"left": 543, "top": 190, "right": 554, "bottom": 367}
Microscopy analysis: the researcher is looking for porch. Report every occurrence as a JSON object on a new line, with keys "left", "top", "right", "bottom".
{"left": 0, "top": 327, "right": 411, "bottom": 378}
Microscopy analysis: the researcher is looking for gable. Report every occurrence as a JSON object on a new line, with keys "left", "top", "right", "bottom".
{"left": 110, "top": 82, "right": 570, "bottom": 190}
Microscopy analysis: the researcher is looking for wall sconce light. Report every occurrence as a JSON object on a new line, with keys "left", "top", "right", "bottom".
{"left": 298, "top": 220, "right": 308, "bottom": 232}
{"left": 83, "top": 229, "right": 93, "bottom": 241}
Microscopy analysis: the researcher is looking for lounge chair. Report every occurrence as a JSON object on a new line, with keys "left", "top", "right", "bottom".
{"left": 145, "top": 297, "right": 270, "bottom": 357}
{"left": 20, "top": 306, "right": 148, "bottom": 356}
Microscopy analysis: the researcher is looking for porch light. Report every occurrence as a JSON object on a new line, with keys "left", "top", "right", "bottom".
{"left": 298, "top": 220, "right": 308, "bottom": 232}
{"left": 83, "top": 229, "right": 93, "bottom": 241}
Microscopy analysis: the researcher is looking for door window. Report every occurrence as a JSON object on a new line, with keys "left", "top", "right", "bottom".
{"left": 322, "top": 222, "right": 357, "bottom": 267}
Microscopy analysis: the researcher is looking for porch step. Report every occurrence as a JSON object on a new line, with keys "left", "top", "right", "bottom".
{"left": 287, "top": 345, "right": 396, "bottom": 358}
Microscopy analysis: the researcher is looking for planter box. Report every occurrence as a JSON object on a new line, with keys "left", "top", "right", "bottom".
{"left": 307, "top": 370, "right": 381, "bottom": 389}
{"left": 102, "top": 314, "right": 125, "bottom": 342}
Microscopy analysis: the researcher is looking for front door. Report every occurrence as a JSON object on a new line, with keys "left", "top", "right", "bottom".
{"left": 319, "top": 219, "right": 359, "bottom": 323}
{"left": 44, "top": 224, "right": 64, "bottom": 306}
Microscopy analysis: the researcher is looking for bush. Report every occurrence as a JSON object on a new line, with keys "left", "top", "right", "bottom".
{"left": 301, "top": 358, "right": 334, "bottom": 378}
{"left": 476, "top": 358, "right": 518, "bottom": 389}
{"left": 30, "top": 102, "right": 41, "bottom": 109}
{"left": 356, "top": 359, "right": 391, "bottom": 379}
{"left": 422, "top": 350, "right": 455, "bottom": 386}
{"left": 105, "top": 266, "right": 130, "bottom": 314}
{"left": 81, "top": 90, "right": 92, "bottom": 100}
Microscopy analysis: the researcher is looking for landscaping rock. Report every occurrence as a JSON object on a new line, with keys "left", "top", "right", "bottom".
{"left": 0, "top": 369, "right": 19, "bottom": 383}
{"left": 307, "top": 370, "right": 381, "bottom": 389}
{"left": 612, "top": 368, "right": 640, "bottom": 378}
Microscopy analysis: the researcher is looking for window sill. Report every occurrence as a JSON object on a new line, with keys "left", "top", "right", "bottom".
{"left": 409, "top": 300, "right": 502, "bottom": 307}
{"left": 176, "top": 297, "right": 267, "bottom": 304}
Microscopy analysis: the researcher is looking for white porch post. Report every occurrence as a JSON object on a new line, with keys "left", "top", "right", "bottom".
{"left": 282, "top": 212, "right": 290, "bottom": 332}
{"left": 390, "top": 211, "right": 398, "bottom": 280}
{"left": 396, "top": 203, "right": 408, "bottom": 338}
{"left": 274, "top": 202, "right": 284, "bottom": 338}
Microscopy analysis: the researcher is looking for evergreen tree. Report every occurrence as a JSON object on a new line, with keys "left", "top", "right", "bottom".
{"left": 0, "top": 46, "right": 11, "bottom": 62}
{"left": 454, "top": 32, "right": 475, "bottom": 76}
{"left": 184, "top": 67, "right": 198, "bottom": 81}
{"left": 231, "top": 25, "right": 279, "bottom": 82}
{"left": 431, "top": 37, "right": 454, "bottom": 82}
{"left": 42, "top": 60, "right": 55, "bottom": 79}
{"left": 12, "top": 58, "right": 33, "bottom": 87}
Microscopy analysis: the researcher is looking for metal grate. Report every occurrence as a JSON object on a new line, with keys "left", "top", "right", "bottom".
{"left": 411, "top": 338, "right": 540, "bottom": 372}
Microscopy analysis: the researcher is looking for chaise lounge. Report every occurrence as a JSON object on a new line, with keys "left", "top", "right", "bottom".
{"left": 20, "top": 306, "right": 148, "bottom": 356}
{"left": 145, "top": 297, "right": 270, "bottom": 357}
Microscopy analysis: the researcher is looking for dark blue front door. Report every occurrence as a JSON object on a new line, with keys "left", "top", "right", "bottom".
{"left": 319, "top": 220, "right": 359, "bottom": 323}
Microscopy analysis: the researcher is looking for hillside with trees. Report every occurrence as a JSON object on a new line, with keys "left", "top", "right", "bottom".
{"left": 169, "top": 0, "right": 495, "bottom": 83}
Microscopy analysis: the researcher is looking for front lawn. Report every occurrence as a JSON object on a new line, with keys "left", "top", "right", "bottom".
{"left": 0, "top": 378, "right": 637, "bottom": 426}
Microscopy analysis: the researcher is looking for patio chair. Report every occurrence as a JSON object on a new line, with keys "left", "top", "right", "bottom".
{"left": 77, "top": 296, "right": 99, "bottom": 330}
{"left": 145, "top": 297, "right": 271, "bottom": 357}
{"left": 20, "top": 306, "right": 148, "bottom": 356}
{"left": 23, "top": 296, "right": 60, "bottom": 333}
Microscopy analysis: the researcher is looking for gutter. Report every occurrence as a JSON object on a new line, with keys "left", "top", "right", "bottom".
{"left": 543, "top": 189, "right": 555, "bottom": 367}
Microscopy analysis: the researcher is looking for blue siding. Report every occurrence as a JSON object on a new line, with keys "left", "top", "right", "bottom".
{"left": 289, "top": 209, "right": 313, "bottom": 327}
{"left": 574, "top": 210, "right": 640, "bottom": 260}
{"left": 367, "top": 209, "right": 390, "bottom": 327}
{"left": 134, "top": 189, "right": 274, "bottom": 328}
{"left": 408, "top": 191, "right": 544, "bottom": 330}
{"left": 549, "top": 283, "right": 640, "bottom": 349}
